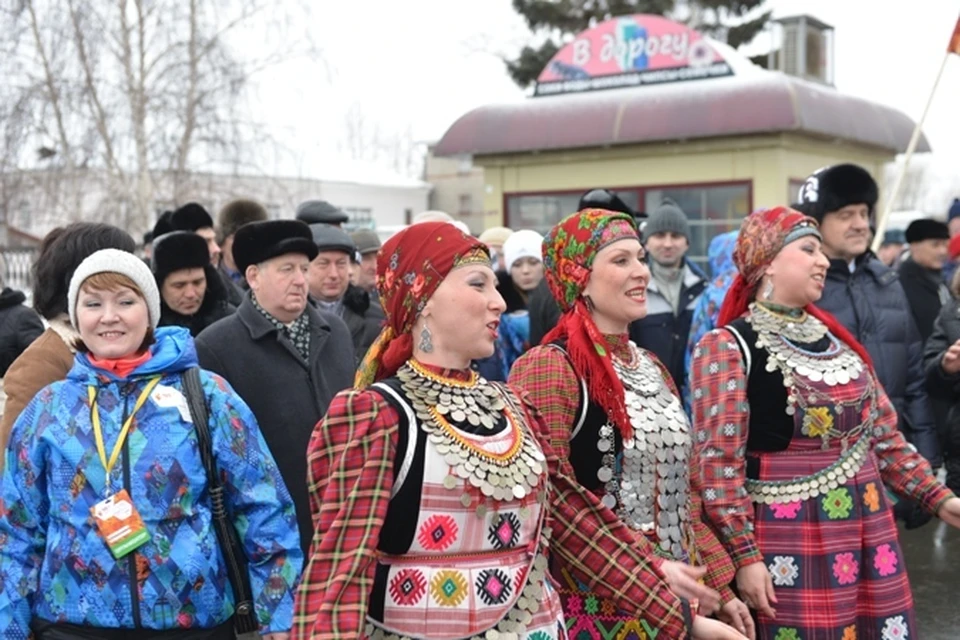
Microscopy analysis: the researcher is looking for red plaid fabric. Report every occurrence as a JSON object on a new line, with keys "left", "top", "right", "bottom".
{"left": 293, "top": 389, "right": 400, "bottom": 639}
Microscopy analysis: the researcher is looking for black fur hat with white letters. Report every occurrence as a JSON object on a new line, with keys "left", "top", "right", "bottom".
{"left": 797, "top": 164, "right": 879, "bottom": 222}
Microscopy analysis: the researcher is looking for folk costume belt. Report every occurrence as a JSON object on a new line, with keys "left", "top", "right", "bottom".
{"left": 745, "top": 430, "right": 871, "bottom": 505}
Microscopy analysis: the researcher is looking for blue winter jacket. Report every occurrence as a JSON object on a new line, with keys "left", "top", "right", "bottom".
{"left": 0, "top": 327, "right": 303, "bottom": 636}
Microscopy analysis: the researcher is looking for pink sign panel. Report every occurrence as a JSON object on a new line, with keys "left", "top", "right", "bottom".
{"left": 535, "top": 14, "right": 733, "bottom": 96}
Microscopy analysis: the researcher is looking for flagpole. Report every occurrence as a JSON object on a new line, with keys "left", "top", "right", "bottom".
{"left": 872, "top": 50, "right": 951, "bottom": 252}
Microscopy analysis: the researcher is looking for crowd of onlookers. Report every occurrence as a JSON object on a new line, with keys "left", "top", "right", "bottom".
{"left": 0, "top": 165, "right": 958, "bottom": 638}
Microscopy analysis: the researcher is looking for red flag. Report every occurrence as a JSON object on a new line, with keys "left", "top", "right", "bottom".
{"left": 950, "top": 16, "right": 960, "bottom": 54}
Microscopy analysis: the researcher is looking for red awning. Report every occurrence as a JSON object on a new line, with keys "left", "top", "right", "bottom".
{"left": 434, "top": 73, "right": 928, "bottom": 157}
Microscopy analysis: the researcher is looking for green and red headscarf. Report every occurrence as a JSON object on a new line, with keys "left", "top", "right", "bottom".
{"left": 718, "top": 206, "right": 873, "bottom": 368}
{"left": 542, "top": 209, "right": 641, "bottom": 437}
{"left": 355, "top": 221, "right": 490, "bottom": 387}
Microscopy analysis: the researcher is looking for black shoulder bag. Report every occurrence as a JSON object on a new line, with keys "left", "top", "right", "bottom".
{"left": 182, "top": 366, "right": 261, "bottom": 640}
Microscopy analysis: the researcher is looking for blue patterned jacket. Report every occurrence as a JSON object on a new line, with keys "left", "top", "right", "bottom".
{"left": 0, "top": 327, "right": 302, "bottom": 636}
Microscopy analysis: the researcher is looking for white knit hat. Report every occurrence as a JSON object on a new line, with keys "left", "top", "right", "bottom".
{"left": 503, "top": 229, "right": 544, "bottom": 271}
{"left": 68, "top": 249, "right": 162, "bottom": 329}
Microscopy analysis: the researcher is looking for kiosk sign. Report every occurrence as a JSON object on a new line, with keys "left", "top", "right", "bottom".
{"left": 535, "top": 14, "right": 733, "bottom": 96}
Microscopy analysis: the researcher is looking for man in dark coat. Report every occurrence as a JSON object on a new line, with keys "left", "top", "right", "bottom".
{"left": 899, "top": 218, "right": 951, "bottom": 342}
{"left": 0, "top": 266, "right": 43, "bottom": 377}
{"left": 634, "top": 200, "right": 706, "bottom": 396}
{"left": 152, "top": 231, "right": 234, "bottom": 336}
{"left": 797, "top": 163, "right": 939, "bottom": 527}
{"left": 196, "top": 220, "right": 355, "bottom": 554}
{"left": 307, "top": 224, "right": 383, "bottom": 365}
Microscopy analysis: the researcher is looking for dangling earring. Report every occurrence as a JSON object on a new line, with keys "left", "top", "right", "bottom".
{"left": 762, "top": 280, "right": 774, "bottom": 301}
{"left": 582, "top": 295, "right": 596, "bottom": 312}
{"left": 418, "top": 321, "right": 434, "bottom": 353}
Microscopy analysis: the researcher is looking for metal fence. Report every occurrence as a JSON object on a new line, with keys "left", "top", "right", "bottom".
{"left": 1, "top": 248, "right": 37, "bottom": 299}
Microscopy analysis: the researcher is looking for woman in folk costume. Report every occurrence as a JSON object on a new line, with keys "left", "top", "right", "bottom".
{"left": 510, "top": 209, "right": 753, "bottom": 639}
{"left": 292, "top": 221, "right": 746, "bottom": 640}
{"left": 690, "top": 206, "right": 960, "bottom": 639}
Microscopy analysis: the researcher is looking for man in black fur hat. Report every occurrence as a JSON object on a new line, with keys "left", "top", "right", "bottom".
{"left": 195, "top": 219, "right": 354, "bottom": 555}
{"left": 170, "top": 202, "right": 220, "bottom": 265}
{"left": 151, "top": 231, "right": 234, "bottom": 336}
{"left": 798, "top": 163, "right": 940, "bottom": 528}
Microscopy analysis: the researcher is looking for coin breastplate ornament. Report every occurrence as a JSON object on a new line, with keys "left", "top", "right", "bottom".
{"left": 397, "top": 360, "right": 546, "bottom": 506}
{"left": 598, "top": 344, "right": 692, "bottom": 560}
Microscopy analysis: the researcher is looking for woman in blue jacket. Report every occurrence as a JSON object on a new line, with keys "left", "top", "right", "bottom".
{"left": 0, "top": 249, "right": 302, "bottom": 640}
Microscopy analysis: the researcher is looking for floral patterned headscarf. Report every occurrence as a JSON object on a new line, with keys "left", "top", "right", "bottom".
{"left": 717, "top": 206, "right": 873, "bottom": 368}
{"left": 541, "top": 209, "right": 641, "bottom": 437}
{"left": 355, "top": 221, "right": 490, "bottom": 387}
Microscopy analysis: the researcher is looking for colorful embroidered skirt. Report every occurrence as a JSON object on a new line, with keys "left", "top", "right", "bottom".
{"left": 557, "top": 569, "right": 665, "bottom": 640}
{"left": 753, "top": 449, "right": 916, "bottom": 640}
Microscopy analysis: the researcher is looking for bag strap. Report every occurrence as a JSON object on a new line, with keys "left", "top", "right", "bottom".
{"left": 723, "top": 326, "right": 752, "bottom": 376}
{"left": 544, "top": 343, "right": 589, "bottom": 439}
{"left": 183, "top": 367, "right": 259, "bottom": 635}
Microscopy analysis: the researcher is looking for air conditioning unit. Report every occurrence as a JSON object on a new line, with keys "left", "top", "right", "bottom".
{"left": 768, "top": 15, "right": 834, "bottom": 86}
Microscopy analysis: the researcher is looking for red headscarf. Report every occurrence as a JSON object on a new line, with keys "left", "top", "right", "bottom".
{"left": 541, "top": 209, "right": 641, "bottom": 438}
{"left": 717, "top": 206, "right": 873, "bottom": 368}
{"left": 355, "top": 221, "right": 489, "bottom": 387}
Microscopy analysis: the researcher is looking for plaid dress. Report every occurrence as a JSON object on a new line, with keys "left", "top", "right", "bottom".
{"left": 691, "top": 321, "right": 955, "bottom": 640}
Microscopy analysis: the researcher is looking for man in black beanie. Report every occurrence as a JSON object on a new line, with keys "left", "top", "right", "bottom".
{"left": 152, "top": 231, "right": 234, "bottom": 336}
{"left": 798, "top": 164, "right": 940, "bottom": 528}
{"left": 899, "top": 218, "right": 951, "bottom": 342}
{"left": 170, "top": 202, "right": 220, "bottom": 265}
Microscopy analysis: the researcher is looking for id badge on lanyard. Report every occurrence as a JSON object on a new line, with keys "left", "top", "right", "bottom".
{"left": 87, "top": 377, "right": 160, "bottom": 559}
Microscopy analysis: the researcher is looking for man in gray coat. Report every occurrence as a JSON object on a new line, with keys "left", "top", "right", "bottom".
{"left": 196, "top": 219, "right": 355, "bottom": 554}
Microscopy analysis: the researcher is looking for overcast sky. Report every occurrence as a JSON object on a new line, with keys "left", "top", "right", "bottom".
{"left": 251, "top": 0, "right": 960, "bottom": 209}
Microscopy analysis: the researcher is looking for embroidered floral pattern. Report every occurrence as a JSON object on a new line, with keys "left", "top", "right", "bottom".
{"left": 429, "top": 570, "right": 468, "bottom": 607}
{"left": 874, "top": 544, "right": 899, "bottom": 577}
{"left": 832, "top": 552, "right": 859, "bottom": 585}
{"left": 475, "top": 568, "right": 512, "bottom": 605}
{"left": 769, "top": 556, "right": 800, "bottom": 587}
{"left": 801, "top": 407, "right": 834, "bottom": 438}
{"left": 388, "top": 569, "right": 426, "bottom": 606}
{"left": 417, "top": 515, "right": 459, "bottom": 551}
{"left": 488, "top": 512, "right": 521, "bottom": 549}
{"left": 770, "top": 501, "right": 802, "bottom": 519}
{"left": 881, "top": 615, "right": 909, "bottom": 639}
{"left": 822, "top": 487, "right": 854, "bottom": 519}
{"left": 863, "top": 482, "right": 881, "bottom": 513}
{"left": 774, "top": 628, "right": 801, "bottom": 640}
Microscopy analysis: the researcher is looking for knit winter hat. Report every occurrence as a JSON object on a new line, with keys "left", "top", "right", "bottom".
{"left": 905, "top": 218, "right": 949, "bottom": 243}
{"left": 643, "top": 200, "right": 690, "bottom": 239}
{"left": 503, "top": 229, "right": 544, "bottom": 271}
{"left": 949, "top": 198, "right": 960, "bottom": 222}
{"left": 68, "top": 249, "right": 162, "bottom": 329}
